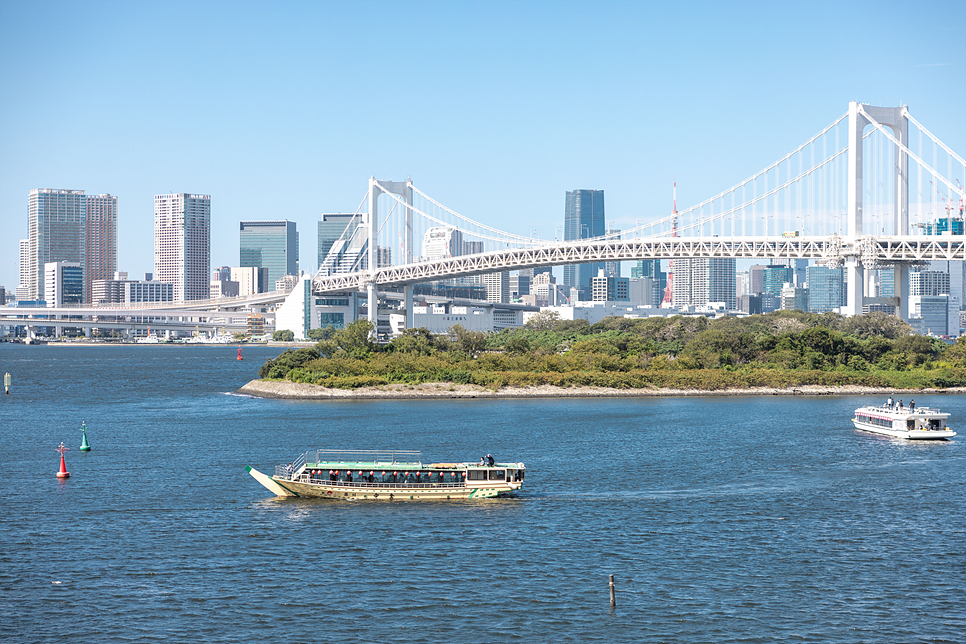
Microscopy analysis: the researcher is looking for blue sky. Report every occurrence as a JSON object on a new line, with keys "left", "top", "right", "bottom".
{"left": 1, "top": 0, "right": 963, "bottom": 290}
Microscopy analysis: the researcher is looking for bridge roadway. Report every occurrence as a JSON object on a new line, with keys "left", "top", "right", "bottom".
{"left": 312, "top": 234, "right": 966, "bottom": 293}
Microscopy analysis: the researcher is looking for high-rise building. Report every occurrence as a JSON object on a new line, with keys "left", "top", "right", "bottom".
{"left": 482, "top": 271, "right": 510, "bottom": 304}
{"left": 672, "top": 258, "right": 736, "bottom": 309}
{"left": 422, "top": 226, "right": 464, "bottom": 259}
{"left": 17, "top": 239, "right": 30, "bottom": 300}
{"left": 604, "top": 228, "right": 621, "bottom": 277}
{"left": 318, "top": 213, "right": 362, "bottom": 270}
{"left": 27, "top": 189, "right": 87, "bottom": 301}
{"left": 231, "top": 266, "right": 268, "bottom": 297}
{"left": 749, "top": 264, "right": 767, "bottom": 294}
{"left": 85, "top": 194, "right": 117, "bottom": 304}
{"left": 763, "top": 265, "right": 793, "bottom": 296}
{"left": 910, "top": 271, "right": 951, "bottom": 296}
{"left": 154, "top": 193, "right": 211, "bottom": 301}
{"left": 806, "top": 266, "right": 844, "bottom": 313}
{"left": 563, "top": 189, "right": 605, "bottom": 298}
{"left": 780, "top": 284, "right": 808, "bottom": 311}
{"left": 44, "top": 261, "right": 84, "bottom": 307}
{"left": 239, "top": 220, "right": 298, "bottom": 293}
{"left": 591, "top": 269, "right": 629, "bottom": 302}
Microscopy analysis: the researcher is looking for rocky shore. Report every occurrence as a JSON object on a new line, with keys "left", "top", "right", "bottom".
{"left": 237, "top": 379, "right": 966, "bottom": 400}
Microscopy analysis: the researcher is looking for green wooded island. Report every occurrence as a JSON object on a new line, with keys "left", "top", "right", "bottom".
{"left": 248, "top": 311, "right": 966, "bottom": 396}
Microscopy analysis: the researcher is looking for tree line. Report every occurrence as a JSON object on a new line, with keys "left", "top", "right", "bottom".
{"left": 259, "top": 310, "right": 966, "bottom": 390}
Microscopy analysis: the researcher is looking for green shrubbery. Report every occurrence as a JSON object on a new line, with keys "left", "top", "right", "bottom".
{"left": 256, "top": 312, "right": 966, "bottom": 390}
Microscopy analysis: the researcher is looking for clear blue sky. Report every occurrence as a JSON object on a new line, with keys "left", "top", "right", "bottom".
{"left": 1, "top": 0, "right": 963, "bottom": 290}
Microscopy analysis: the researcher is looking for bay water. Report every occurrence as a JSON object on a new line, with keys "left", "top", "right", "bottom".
{"left": 1, "top": 344, "right": 963, "bottom": 642}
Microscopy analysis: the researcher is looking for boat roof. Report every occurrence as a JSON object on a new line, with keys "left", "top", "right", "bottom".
{"left": 298, "top": 449, "right": 523, "bottom": 470}
{"left": 855, "top": 405, "right": 948, "bottom": 418}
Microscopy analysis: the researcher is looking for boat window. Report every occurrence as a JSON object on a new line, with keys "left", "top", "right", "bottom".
{"left": 468, "top": 470, "right": 487, "bottom": 481}
{"left": 488, "top": 470, "right": 505, "bottom": 481}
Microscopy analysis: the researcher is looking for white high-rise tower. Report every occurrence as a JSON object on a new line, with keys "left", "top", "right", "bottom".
{"left": 155, "top": 193, "right": 210, "bottom": 301}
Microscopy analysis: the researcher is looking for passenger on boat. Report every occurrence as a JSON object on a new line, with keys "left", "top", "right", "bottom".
{"left": 910, "top": 399, "right": 916, "bottom": 411}
{"left": 479, "top": 456, "right": 485, "bottom": 466}
{"left": 487, "top": 454, "right": 495, "bottom": 466}
{"left": 898, "top": 400, "right": 904, "bottom": 411}
{"left": 886, "top": 396, "right": 893, "bottom": 409}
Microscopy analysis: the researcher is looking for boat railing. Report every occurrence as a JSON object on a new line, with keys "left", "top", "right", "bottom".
{"left": 305, "top": 449, "right": 423, "bottom": 467}
{"left": 292, "top": 477, "right": 466, "bottom": 489}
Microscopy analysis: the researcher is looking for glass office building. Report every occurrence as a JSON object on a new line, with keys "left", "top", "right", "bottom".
{"left": 563, "top": 189, "right": 605, "bottom": 298}
{"left": 27, "top": 189, "right": 87, "bottom": 301}
{"left": 763, "top": 265, "right": 793, "bottom": 296}
{"left": 318, "top": 214, "right": 361, "bottom": 269}
{"left": 806, "top": 266, "right": 844, "bottom": 313}
{"left": 239, "top": 220, "right": 298, "bottom": 293}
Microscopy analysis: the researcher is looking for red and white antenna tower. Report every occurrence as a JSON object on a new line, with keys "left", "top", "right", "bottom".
{"left": 661, "top": 182, "right": 678, "bottom": 305}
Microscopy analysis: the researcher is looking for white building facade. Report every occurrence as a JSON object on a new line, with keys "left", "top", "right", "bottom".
{"left": 154, "top": 193, "right": 210, "bottom": 301}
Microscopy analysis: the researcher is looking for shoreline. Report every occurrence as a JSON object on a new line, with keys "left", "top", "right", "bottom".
{"left": 237, "top": 379, "right": 966, "bottom": 400}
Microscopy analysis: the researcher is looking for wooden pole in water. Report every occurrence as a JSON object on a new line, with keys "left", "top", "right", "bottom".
{"left": 609, "top": 574, "right": 616, "bottom": 608}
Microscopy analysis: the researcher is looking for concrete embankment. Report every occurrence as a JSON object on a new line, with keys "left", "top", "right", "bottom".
{"left": 237, "top": 379, "right": 966, "bottom": 400}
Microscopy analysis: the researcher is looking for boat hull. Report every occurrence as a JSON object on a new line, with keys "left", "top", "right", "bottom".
{"left": 851, "top": 419, "right": 956, "bottom": 440}
{"left": 248, "top": 467, "right": 519, "bottom": 500}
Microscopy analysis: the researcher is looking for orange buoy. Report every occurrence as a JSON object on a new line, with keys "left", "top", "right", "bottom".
{"left": 237, "top": 347, "right": 243, "bottom": 360}
{"left": 56, "top": 442, "right": 70, "bottom": 479}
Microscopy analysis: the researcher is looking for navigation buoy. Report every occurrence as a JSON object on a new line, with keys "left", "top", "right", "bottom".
{"left": 79, "top": 421, "right": 91, "bottom": 451}
{"left": 4, "top": 372, "right": 10, "bottom": 394}
{"left": 56, "top": 442, "right": 70, "bottom": 479}
{"left": 237, "top": 347, "right": 243, "bottom": 361}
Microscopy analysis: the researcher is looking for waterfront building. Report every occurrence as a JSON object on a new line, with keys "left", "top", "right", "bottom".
{"left": 672, "top": 258, "right": 736, "bottom": 309}
{"left": 154, "top": 193, "right": 210, "bottom": 301}
{"left": 44, "top": 261, "right": 84, "bottom": 307}
{"left": 239, "top": 220, "right": 298, "bottom": 292}
{"left": 231, "top": 266, "right": 267, "bottom": 297}
{"left": 92, "top": 276, "right": 174, "bottom": 305}
{"left": 17, "top": 239, "right": 30, "bottom": 300}
{"left": 806, "top": 266, "right": 844, "bottom": 313}
{"left": 275, "top": 273, "right": 357, "bottom": 339}
{"left": 85, "top": 194, "right": 117, "bottom": 304}
{"left": 563, "top": 189, "right": 605, "bottom": 298}
{"left": 27, "top": 189, "right": 87, "bottom": 301}
{"left": 275, "top": 274, "right": 299, "bottom": 293}
{"left": 318, "top": 213, "right": 361, "bottom": 269}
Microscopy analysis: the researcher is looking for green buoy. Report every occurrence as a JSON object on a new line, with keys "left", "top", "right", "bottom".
{"left": 79, "top": 421, "right": 91, "bottom": 451}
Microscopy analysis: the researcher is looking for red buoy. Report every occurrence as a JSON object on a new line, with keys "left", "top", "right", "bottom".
{"left": 237, "top": 347, "right": 243, "bottom": 361}
{"left": 56, "top": 442, "right": 70, "bottom": 479}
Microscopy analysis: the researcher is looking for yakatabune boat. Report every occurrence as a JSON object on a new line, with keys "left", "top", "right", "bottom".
{"left": 852, "top": 404, "right": 956, "bottom": 440}
{"left": 247, "top": 450, "right": 526, "bottom": 500}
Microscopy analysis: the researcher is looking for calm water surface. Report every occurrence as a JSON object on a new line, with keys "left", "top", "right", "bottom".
{"left": 0, "top": 344, "right": 963, "bottom": 643}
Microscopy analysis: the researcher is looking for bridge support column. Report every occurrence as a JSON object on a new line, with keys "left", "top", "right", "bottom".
{"left": 844, "top": 259, "right": 864, "bottom": 317}
{"left": 404, "top": 284, "right": 413, "bottom": 330}
{"left": 367, "top": 281, "right": 377, "bottom": 335}
{"left": 894, "top": 264, "right": 909, "bottom": 322}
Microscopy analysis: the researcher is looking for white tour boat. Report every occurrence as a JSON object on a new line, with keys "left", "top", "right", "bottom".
{"left": 852, "top": 403, "right": 956, "bottom": 440}
{"left": 247, "top": 449, "right": 526, "bottom": 500}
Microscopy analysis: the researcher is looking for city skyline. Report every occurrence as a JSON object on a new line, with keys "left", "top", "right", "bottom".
{"left": 1, "top": 1, "right": 963, "bottom": 291}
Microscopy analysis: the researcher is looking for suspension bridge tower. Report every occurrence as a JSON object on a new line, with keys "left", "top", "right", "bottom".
{"left": 366, "top": 177, "right": 415, "bottom": 333}
{"left": 845, "top": 102, "right": 910, "bottom": 319}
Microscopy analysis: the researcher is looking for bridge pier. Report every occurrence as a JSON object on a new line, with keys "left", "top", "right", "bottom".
{"left": 894, "top": 264, "right": 909, "bottom": 322}
{"left": 844, "top": 259, "right": 864, "bottom": 317}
